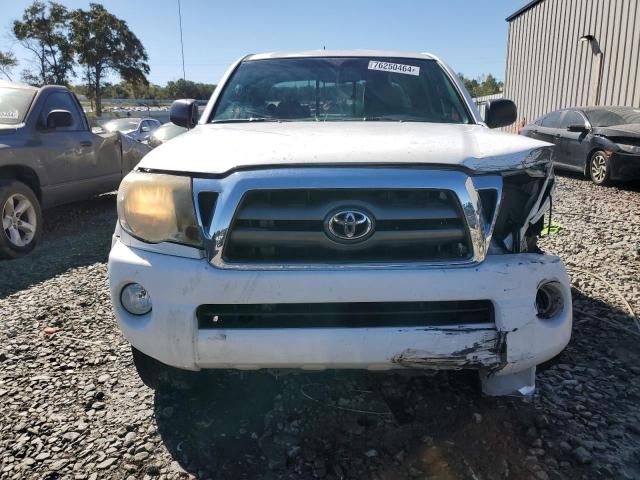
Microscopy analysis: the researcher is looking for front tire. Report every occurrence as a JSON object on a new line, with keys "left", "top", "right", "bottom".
{"left": 132, "top": 347, "right": 200, "bottom": 391}
{"left": 588, "top": 150, "right": 612, "bottom": 186}
{"left": 0, "top": 180, "right": 42, "bottom": 258}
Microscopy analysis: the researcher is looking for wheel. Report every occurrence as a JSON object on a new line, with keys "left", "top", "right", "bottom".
{"left": 131, "top": 347, "right": 200, "bottom": 391}
{"left": 0, "top": 180, "right": 42, "bottom": 258}
{"left": 588, "top": 150, "right": 612, "bottom": 185}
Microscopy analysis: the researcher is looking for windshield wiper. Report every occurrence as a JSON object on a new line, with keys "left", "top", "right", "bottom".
{"left": 211, "top": 117, "right": 281, "bottom": 124}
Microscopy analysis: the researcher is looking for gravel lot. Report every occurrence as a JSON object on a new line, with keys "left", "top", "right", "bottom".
{"left": 1, "top": 175, "right": 639, "bottom": 480}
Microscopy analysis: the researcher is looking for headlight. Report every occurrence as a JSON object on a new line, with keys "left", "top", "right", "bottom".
{"left": 616, "top": 143, "right": 640, "bottom": 154}
{"left": 117, "top": 171, "right": 203, "bottom": 247}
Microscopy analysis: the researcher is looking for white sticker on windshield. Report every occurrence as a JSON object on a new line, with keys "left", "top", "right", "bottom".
{"left": 368, "top": 60, "right": 420, "bottom": 76}
{"left": 0, "top": 109, "right": 19, "bottom": 120}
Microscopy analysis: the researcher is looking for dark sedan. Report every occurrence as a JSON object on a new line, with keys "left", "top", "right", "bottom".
{"left": 521, "top": 106, "right": 640, "bottom": 185}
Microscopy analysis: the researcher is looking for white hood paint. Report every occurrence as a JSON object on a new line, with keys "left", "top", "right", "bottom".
{"left": 138, "top": 122, "right": 553, "bottom": 176}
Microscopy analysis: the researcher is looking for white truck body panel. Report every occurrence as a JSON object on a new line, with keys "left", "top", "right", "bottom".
{"left": 139, "top": 122, "right": 551, "bottom": 176}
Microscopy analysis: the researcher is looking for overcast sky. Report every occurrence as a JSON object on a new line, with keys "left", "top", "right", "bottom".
{"left": 1, "top": 0, "right": 527, "bottom": 86}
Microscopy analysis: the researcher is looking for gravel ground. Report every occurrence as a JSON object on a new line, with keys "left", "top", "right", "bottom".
{"left": 1, "top": 176, "right": 639, "bottom": 480}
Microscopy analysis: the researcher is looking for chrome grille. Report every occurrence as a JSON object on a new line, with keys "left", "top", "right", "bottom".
{"left": 223, "top": 189, "right": 472, "bottom": 263}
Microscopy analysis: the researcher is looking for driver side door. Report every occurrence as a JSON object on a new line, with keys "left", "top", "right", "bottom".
{"left": 37, "top": 91, "right": 97, "bottom": 187}
{"left": 556, "top": 110, "right": 591, "bottom": 171}
{"left": 37, "top": 91, "right": 122, "bottom": 206}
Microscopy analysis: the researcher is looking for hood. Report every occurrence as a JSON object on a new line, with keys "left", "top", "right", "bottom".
{"left": 592, "top": 123, "right": 640, "bottom": 138}
{"left": 138, "top": 122, "right": 553, "bottom": 176}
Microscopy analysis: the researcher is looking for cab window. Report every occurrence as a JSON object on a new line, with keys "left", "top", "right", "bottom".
{"left": 41, "top": 92, "right": 84, "bottom": 131}
{"left": 533, "top": 114, "right": 547, "bottom": 126}
{"left": 560, "top": 110, "right": 585, "bottom": 129}
{"left": 540, "top": 110, "right": 562, "bottom": 128}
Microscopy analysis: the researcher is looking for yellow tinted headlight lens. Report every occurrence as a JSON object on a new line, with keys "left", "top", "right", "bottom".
{"left": 117, "top": 172, "right": 202, "bottom": 247}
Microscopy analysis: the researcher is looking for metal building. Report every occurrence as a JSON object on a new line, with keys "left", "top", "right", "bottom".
{"left": 504, "top": 0, "right": 640, "bottom": 130}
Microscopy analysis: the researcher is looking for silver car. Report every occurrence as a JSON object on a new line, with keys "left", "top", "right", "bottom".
{"left": 102, "top": 117, "right": 161, "bottom": 143}
{"left": 147, "top": 122, "right": 187, "bottom": 148}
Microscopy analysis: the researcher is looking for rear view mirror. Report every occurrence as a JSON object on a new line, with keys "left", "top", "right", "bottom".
{"left": 567, "top": 124, "right": 588, "bottom": 133}
{"left": 46, "top": 110, "right": 73, "bottom": 129}
{"left": 170, "top": 99, "right": 198, "bottom": 129}
{"left": 484, "top": 99, "right": 517, "bottom": 129}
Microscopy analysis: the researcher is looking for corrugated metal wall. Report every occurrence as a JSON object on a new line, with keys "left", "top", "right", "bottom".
{"left": 504, "top": 0, "right": 640, "bottom": 131}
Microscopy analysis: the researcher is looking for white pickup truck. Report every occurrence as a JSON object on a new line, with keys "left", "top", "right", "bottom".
{"left": 108, "top": 50, "right": 572, "bottom": 396}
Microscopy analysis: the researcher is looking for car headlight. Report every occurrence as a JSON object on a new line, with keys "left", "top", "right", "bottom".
{"left": 615, "top": 143, "right": 640, "bottom": 154}
{"left": 117, "top": 171, "right": 203, "bottom": 248}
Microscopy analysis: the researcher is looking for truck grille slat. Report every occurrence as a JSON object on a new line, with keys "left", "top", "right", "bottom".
{"left": 224, "top": 188, "right": 472, "bottom": 263}
{"left": 197, "top": 301, "right": 494, "bottom": 329}
{"left": 229, "top": 228, "right": 466, "bottom": 246}
{"left": 237, "top": 204, "right": 461, "bottom": 221}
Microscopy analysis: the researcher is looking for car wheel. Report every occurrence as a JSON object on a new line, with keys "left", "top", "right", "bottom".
{"left": 0, "top": 180, "right": 42, "bottom": 259}
{"left": 589, "top": 150, "right": 612, "bottom": 186}
{"left": 132, "top": 347, "right": 200, "bottom": 391}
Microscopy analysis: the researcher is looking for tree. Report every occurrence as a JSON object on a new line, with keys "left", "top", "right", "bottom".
{"left": 458, "top": 73, "right": 480, "bottom": 97}
{"left": 13, "top": 1, "right": 73, "bottom": 86}
{"left": 0, "top": 51, "right": 18, "bottom": 81}
{"left": 164, "top": 79, "right": 216, "bottom": 100}
{"left": 458, "top": 73, "right": 504, "bottom": 98}
{"left": 479, "top": 74, "right": 501, "bottom": 96}
{"left": 70, "top": 3, "right": 149, "bottom": 116}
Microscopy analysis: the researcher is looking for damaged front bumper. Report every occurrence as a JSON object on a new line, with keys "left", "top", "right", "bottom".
{"left": 108, "top": 239, "right": 572, "bottom": 395}
{"left": 611, "top": 151, "right": 640, "bottom": 181}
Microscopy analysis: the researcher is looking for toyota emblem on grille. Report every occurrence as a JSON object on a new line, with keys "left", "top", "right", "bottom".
{"left": 325, "top": 209, "right": 374, "bottom": 243}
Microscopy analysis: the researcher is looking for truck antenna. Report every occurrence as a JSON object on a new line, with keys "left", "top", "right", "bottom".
{"left": 178, "top": 0, "right": 186, "bottom": 80}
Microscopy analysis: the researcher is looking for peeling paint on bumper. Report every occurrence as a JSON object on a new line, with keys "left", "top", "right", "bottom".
{"left": 391, "top": 331, "right": 500, "bottom": 370}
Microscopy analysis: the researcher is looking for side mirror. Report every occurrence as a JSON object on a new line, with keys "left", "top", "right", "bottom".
{"left": 170, "top": 99, "right": 198, "bottom": 129}
{"left": 141, "top": 126, "right": 150, "bottom": 132}
{"left": 567, "top": 124, "right": 589, "bottom": 133}
{"left": 484, "top": 99, "right": 517, "bottom": 129}
{"left": 46, "top": 110, "right": 73, "bottom": 129}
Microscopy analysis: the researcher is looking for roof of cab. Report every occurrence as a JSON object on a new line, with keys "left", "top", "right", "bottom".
{"left": 0, "top": 79, "right": 38, "bottom": 91}
{"left": 244, "top": 49, "right": 437, "bottom": 61}
{"left": 0, "top": 79, "right": 71, "bottom": 93}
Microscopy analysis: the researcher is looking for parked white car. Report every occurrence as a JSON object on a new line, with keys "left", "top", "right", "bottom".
{"left": 108, "top": 50, "right": 571, "bottom": 396}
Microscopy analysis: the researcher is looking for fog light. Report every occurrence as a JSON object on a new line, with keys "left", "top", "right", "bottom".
{"left": 120, "top": 283, "right": 152, "bottom": 316}
{"left": 535, "top": 282, "right": 563, "bottom": 319}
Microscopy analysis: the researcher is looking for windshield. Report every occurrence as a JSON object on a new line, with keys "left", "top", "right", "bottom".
{"left": 584, "top": 108, "right": 640, "bottom": 127}
{"left": 211, "top": 57, "right": 472, "bottom": 124}
{"left": 103, "top": 118, "right": 139, "bottom": 132}
{"left": 0, "top": 87, "right": 35, "bottom": 125}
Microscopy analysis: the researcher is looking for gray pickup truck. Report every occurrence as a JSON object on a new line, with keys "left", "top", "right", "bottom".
{"left": 0, "top": 80, "right": 149, "bottom": 258}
